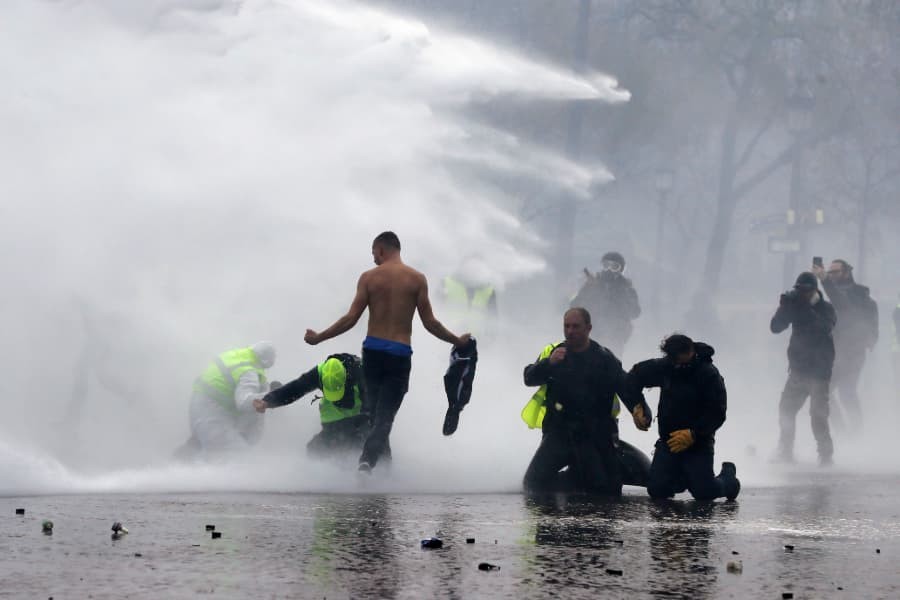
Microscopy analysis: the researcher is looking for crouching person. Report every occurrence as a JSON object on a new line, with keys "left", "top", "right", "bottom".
{"left": 254, "top": 353, "right": 376, "bottom": 459}
{"left": 626, "top": 334, "right": 740, "bottom": 501}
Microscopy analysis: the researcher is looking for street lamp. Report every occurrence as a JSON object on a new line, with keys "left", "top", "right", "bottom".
{"left": 652, "top": 168, "right": 675, "bottom": 324}
{"left": 783, "top": 88, "right": 815, "bottom": 288}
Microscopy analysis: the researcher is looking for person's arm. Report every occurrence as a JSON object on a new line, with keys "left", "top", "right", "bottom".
{"left": 417, "top": 275, "right": 468, "bottom": 346}
{"left": 612, "top": 357, "right": 651, "bottom": 430}
{"left": 305, "top": 274, "right": 370, "bottom": 345}
{"left": 624, "top": 359, "right": 664, "bottom": 406}
{"left": 624, "top": 281, "right": 641, "bottom": 319}
{"left": 770, "top": 299, "right": 793, "bottom": 334}
{"left": 234, "top": 371, "right": 268, "bottom": 412}
{"left": 692, "top": 368, "right": 727, "bottom": 437}
{"left": 262, "top": 367, "right": 320, "bottom": 408}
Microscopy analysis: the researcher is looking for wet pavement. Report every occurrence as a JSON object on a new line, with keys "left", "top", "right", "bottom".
{"left": 2, "top": 472, "right": 898, "bottom": 599}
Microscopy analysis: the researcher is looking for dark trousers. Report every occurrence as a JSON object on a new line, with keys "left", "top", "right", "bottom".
{"left": 523, "top": 428, "right": 622, "bottom": 495}
{"left": 307, "top": 416, "right": 371, "bottom": 458}
{"left": 359, "top": 349, "right": 411, "bottom": 468}
{"left": 647, "top": 440, "right": 725, "bottom": 500}
{"left": 778, "top": 371, "right": 833, "bottom": 459}
{"left": 832, "top": 352, "right": 865, "bottom": 431}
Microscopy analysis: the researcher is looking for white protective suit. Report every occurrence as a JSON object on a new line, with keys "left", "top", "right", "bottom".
{"left": 186, "top": 341, "right": 276, "bottom": 456}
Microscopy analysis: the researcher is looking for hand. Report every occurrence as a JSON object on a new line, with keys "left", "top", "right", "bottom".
{"left": 812, "top": 264, "right": 826, "bottom": 281}
{"left": 632, "top": 404, "right": 650, "bottom": 431}
{"left": 779, "top": 293, "right": 792, "bottom": 307}
{"left": 667, "top": 429, "right": 695, "bottom": 453}
{"left": 253, "top": 398, "right": 268, "bottom": 413}
{"left": 455, "top": 333, "right": 472, "bottom": 348}
{"left": 304, "top": 329, "right": 320, "bottom": 345}
{"left": 549, "top": 347, "right": 567, "bottom": 365}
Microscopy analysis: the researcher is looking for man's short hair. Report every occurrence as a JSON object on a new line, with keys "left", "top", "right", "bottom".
{"left": 565, "top": 306, "right": 592, "bottom": 326}
{"left": 373, "top": 231, "right": 401, "bottom": 251}
{"left": 660, "top": 333, "right": 694, "bottom": 358}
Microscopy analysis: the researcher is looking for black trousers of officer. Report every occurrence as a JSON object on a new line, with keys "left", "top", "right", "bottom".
{"left": 647, "top": 440, "right": 726, "bottom": 500}
{"left": 524, "top": 427, "right": 622, "bottom": 495}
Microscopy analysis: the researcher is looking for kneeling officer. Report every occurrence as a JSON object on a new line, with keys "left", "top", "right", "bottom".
{"left": 254, "top": 354, "right": 371, "bottom": 458}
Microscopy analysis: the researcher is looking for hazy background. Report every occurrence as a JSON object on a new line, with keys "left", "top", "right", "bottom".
{"left": 1, "top": 0, "right": 897, "bottom": 496}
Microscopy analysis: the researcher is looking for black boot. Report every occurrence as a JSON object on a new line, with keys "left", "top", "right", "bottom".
{"left": 719, "top": 462, "right": 740, "bottom": 501}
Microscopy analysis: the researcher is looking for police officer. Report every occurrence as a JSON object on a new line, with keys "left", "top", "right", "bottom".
{"left": 570, "top": 251, "right": 641, "bottom": 358}
{"left": 255, "top": 354, "right": 375, "bottom": 459}
{"left": 626, "top": 334, "right": 739, "bottom": 501}
{"left": 521, "top": 307, "right": 651, "bottom": 495}
{"left": 770, "top": 272, "right": 837, "bottom": 465}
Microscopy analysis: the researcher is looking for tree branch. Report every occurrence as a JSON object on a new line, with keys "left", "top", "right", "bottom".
{"left": 733, "top": 105, "right": 778, "bottom": 174}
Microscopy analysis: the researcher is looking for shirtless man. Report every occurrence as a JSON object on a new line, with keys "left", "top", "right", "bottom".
{"left": 305, "top": 231, "right": 470, "bottom": 473}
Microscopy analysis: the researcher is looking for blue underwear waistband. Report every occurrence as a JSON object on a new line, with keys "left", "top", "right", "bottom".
{"left": 363, "top": 336, "right": 413, "bottom": 357}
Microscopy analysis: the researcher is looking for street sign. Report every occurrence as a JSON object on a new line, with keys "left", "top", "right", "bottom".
{"left": 768, "top": 237, "right": 801, "bottom": 253}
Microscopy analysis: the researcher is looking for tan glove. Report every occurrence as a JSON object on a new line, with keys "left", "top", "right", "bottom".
{"left": 667, "top": 429, "right": 695, "bottom": 453}
{"left": 631, "top": 404, "right": 650, "bottom": 431}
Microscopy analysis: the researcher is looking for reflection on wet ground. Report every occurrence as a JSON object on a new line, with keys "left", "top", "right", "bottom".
{"left": 1, "top": 473, "right": 898, "bottom": 598}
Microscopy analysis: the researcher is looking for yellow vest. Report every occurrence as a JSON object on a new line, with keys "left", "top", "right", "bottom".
{"left": 193, "top": 347, "right": 267, "bottom": 413}
{"left": 520, "top": 342, "right": 621, "bottom": 429}
{"left": 444, "top": 277, "right": 495, "bottom": 336}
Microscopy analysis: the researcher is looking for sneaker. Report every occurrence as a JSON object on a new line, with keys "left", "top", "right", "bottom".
{"left": 719, "top": 462, "right": 740, "bottom": 501}
{"left": 357, "top": 461, "right": 372, "bottom": 474}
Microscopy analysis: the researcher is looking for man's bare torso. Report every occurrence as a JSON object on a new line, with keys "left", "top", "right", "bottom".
{"left": 363, "top": 261, "right": 424, "bottom": 345}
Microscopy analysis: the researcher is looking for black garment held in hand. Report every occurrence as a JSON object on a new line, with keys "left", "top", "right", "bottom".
{"left": 626, "top": 342, "right": 738, "bottom": 500}
{"left": 442, "top": 338, "right": 478, "bottom": 436}
{"left": 522, "top": 339, "right": 647, "bottom": 495}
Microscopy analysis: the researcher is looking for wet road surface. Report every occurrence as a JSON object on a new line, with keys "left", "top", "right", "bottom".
{"left": 2, "top": 472, "right": 898, "bottom": 599}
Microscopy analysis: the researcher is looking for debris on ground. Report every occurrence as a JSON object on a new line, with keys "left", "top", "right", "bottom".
{"left": 42, "top": 520, "right": 53, "bottom": 535}
{"left": 205, "top": 525, "right": 215, "bottom": 532}
{"left": 466, "top": 538, "right": 475, "bottom": 544}
{"left": 726, "top": 560, "right": 743, "bottom": 574}
{"left": 211, "top": 532, "right": 222, "bottom": 539}
{"left": 15, "top": 508, "right": 25, "bottom": 515}
{"left": 478, "top": 562, "right": 500, "bottom": 571}
{"left": 605, "top": 569, "right": 623, "bottom": 576}
{"left": 111, "top": 522, "right": 129, "bottom": 539}
{"left": 420, "top": 537, "right": 443, "bottom": 549}
{"left": 783, "top": 544, "right": 794, "bottom": 551}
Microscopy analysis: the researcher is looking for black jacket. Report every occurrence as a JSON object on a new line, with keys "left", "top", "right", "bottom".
{"left": 570, "top": 273, "right": 641, "bottom": 345}
{"left": 822, "top": 278, "right": 878, "bottom": 352}
{"left": 625, "top": 342, "right": 726, "bottom": 449}
{"left": 523, "top": 339, "right": 645, "bottom": 435}
{"left": 264, "top": 353, "right": 363, "bottom": 412}
{"left": 770, "top": 292, "right": 837, "bottom": 379}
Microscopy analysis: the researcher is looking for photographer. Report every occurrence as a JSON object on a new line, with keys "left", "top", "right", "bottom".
{"left": 770, "top": 272, "right": 837, "bottom": 466}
